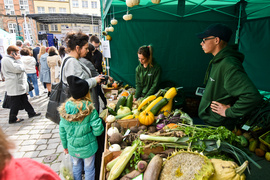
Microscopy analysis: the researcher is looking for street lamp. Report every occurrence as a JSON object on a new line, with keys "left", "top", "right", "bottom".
{"left": 15, "top": 15, "right": 20, "bottom": 36}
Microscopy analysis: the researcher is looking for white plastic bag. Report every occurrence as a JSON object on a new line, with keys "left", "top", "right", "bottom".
{"left": 60, "top": 154, "right": 74, "bottom": 180}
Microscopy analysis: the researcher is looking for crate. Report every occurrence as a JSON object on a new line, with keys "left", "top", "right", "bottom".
{"left": 104, "top": 119, "right": 140, "bottom": 152}
{"left": 99, "top": 145, "right": 164, "bottom": 180}
{"left": 259, "top": 130, "right": 270, "bottom": 149}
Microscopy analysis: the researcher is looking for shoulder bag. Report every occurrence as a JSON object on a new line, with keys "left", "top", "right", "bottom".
{"left": 45, "top": 57, "right": 71, "bottom": 124}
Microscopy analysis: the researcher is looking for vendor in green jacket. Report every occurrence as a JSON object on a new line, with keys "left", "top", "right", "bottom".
{"left": 58, "top": 75, "right": 104, "bottom": 180}
{"left": 134, "top": 45, "right": 161, "bottom": 101}
{"left": 196, "top": 23, "right": 263, "bottom": 130}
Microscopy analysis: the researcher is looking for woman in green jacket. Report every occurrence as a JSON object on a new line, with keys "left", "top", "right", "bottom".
{"left": 58, "top": 75, "right": 104, "bottom": 180}
{"left": 134, "top": 45, "right": 161, "bottom": 101}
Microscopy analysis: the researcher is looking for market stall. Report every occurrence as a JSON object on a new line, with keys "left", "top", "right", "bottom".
{"left": 99, "top": 1, "right": 270, "bottom": 179}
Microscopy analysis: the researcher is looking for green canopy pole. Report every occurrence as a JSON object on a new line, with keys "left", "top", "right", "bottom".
{"left": 235, "top": 2, "right": 242, "bottom": 45}
{"left": 100, "top": 0, "right": 104, "bottom": 34}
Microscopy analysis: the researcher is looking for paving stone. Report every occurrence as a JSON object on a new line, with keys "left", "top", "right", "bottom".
{"left": 13, "top": 140, "right": 23, "bottom": 146}
{"left": 52, "top": 128, "right": 59, "bottom": 133}
{"left": 19, "top": 145, "right": 36, "bottom": 151}
{"left": 36, "top": 139, "right": 48, "bottom": 145}
{"left": 32, "top": 157, "right": 44, "bottom": 163}
{"left": 13, "top": 152, "right": 25, "bottom": 158}
{"left": 39, "top": 149, "right": 56, "bottom": 157}
{"left": 20, "top": 126, "right": 34, "bottom": 130}
{"left": 40, "top": 133, "right": 52, "bottom": 139}
{"left": 48, "top": 143, "right": 59, "bottom": 149}
{"left": 28, "top": 129, "right": 40, "bottom": 134}
{"left": 39, "top": 129, "right": 52, "bottom": 134}
{"left": 17, "top": 135, "right": 30, "bottom": 140}
{"left": 46, "top": 124, "right": 57, "bottom": 129}
{"left": 56, "top": 145, "right": 64, "bottom": 153}
{"left": 52, "top": 133, "right": 60, "bottom": 138}
{"left": 15, "top": 130, "right": 30, "bottom": 135}
{"left": 8, "top": 135, "right": 20, "bottom": 141}
{"left": 5, "top": 126, "right": 21, "bottom": 131}
{"left": 4, "top": 130, "right": 18, "bottom": 136}
{"left": 30, "top": 134, "right": 40, "bottom": 139}
{"left": 48, "top": 138, "right": 60, "bottom": 144}
{"left": 21, "top": 139, "right": 37, "bottom": 145}
{"left": 37, "top": 144, "right": 47, "bottom": 151}
{"left": 24, "top": 151, "right": 40, "bottom": 158}
{"left": 50, "top": 162, "right": 61, "bottom": 172}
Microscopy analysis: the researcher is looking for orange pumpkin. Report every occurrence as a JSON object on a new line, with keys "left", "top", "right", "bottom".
{"left": 121, "top": 91, "right": 129, "bottom": 97}
{"left": 112, "top": 83, "right": 118, "bottom": 88}
{"left": 138, "top": 111, "right": 155, "bottom": 125}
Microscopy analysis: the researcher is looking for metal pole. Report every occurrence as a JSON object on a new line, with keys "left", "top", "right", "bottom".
{"left": 15, "top": 16, "right": 20, "bottom": 36}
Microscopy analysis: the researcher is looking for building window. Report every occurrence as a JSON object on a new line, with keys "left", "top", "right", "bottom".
{"left": 82, "top": 0, "right": 88, "bottom": 8}
{"left": 4, "top": 0, "right": 15, "bottom": 15}
{"left": 59, "top": 8, "right": 66, "bottom": 13}
{"left": 23, "top": 23, "right": 33, "bottom": 43}
{"left": 37, "top": 7, "right": 45, "bottom": 13}
{"left": 91, "top": 1, "right": 97, "bottom": 8}
{"left": 19, "top": 0, "right": 29, "bottom": 14}
{"left": 48, "top": 7, "right": 56, "bottom": 13}
{"left": 93, "top": 26, "right": 98, "bottom": 33}
{"left": 73, "top": 0, "right": 79, "bottom": 8}
{"left": 40, "top": 24, "right": 49, "bottom": 31}
{"left": 8, "top": 23, "right": 17, "bottom": 34}
{"left": 51, "top": 24, "right": 58, "bottom": 31}
{"left": 92, "top": 13, "right": 98, "bottom": 16}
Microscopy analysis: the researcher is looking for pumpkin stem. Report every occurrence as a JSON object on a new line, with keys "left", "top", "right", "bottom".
{"left": 235, "top": 161, "right": 248, "bottom": 175}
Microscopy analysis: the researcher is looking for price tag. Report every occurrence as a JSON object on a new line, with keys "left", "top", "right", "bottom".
{"left": 123, "top": 129, "right": 131, "bottom": 141}
{"left": 241, "top": 124, "right": 250, "bottom": 131}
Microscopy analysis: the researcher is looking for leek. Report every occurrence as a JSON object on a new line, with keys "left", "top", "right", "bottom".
{"left": 107, "top": 140, "right": 140, "bottom": 180}
{"left": 140, "top": 134, "right": 179, "bottom": 142}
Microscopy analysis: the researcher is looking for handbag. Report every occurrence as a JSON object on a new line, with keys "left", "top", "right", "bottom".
{"left": 28, "top": 80, "right": 34, "bottom": 91}
{"left": 45, "top": 57, "right": 71, "bottom": 124}
{"left": 2, "top": 92, "right": 24, "bottom": 110}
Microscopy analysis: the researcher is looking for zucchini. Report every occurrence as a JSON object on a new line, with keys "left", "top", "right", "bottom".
{"left": 107, "top": 106, "right": 117, "bottom": 116}
{"left": 115, "top": 111, "right": 133, "bottom": 120}
{"left": 126, "top": 94, "right": 133, "bottom": 110}
{"left": 115, "top": 96, "right": 127, "bottom": 112}
{"left": 150, "top": 98, "right": 169, "bottom": 115}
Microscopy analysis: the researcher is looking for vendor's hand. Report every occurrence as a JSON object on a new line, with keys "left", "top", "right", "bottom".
{"left": 64, "top": 148, "right": 69, "bottom": 154}
{"left": 108, "top": 76, "right": 114, "bottom": 82}
{"left": 95, "top": 75, "right": 104, "bottom": 84}
{"left": 133, "top": 98, "right": 137, "bottom": 102}
{"left": 210, "top": 101, "right": 231, "bottom": 117}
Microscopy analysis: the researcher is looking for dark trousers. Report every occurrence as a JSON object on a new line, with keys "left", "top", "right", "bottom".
{"left": 9, "top": 94, "right": 35, "bottom": 123}
{"left": 97, "top": 84, "right": 107, "bottom": 107}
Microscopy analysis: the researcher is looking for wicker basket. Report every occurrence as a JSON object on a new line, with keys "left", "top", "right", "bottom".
{"left": 259, "top": 131, "right": 270, "bottom": 149}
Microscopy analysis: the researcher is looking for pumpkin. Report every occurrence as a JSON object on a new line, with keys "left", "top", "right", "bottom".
{"left": 111, "top": 18, "right": 118, "bottom": 25}
{"left": 123, "top": 14, "right": 133, "bottom": 21}
{"left": 112, "top": 82, "right": 118, "bottom": 88}
{"left": 209, "top": 159, "right": 248, "bottom": 180}
{"left": 108, "top": 26, "right": 114, "bottom": 32}
{"left": 126, "top": 0, "right": 140, "bottom": 7}
{"left": 121, "top": 91, "right": 129, "bottom": 97}
{"left": 151, "top": 0, "right": 161, "bottom": 4}
{"left": 106, "top": 35, "right": 112, "bottom": 41}
{"left": 138, "top": 111, "right": 155, "bottom": 125}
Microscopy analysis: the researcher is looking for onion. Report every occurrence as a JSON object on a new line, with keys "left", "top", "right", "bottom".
{"left": 157, "top": 113, "right": 165, "bottom": 120}
{"left": 156, "top": 123, "right": 165, "bottom": 130}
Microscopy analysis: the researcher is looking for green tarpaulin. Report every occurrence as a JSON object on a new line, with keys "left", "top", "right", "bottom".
{"left": 101, "top": 0, "right": 270, "bottom": 92}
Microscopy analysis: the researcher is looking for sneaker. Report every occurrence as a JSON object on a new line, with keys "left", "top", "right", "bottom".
{"left": 44, "top": 89, "right": 48, "bottom": 93}
{"left": 29, "top": 112, "right": 41, "bottom": 118}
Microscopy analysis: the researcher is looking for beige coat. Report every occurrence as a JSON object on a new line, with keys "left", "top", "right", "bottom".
{"left": 47, "top": 55, "right": 61, "bottom": 83}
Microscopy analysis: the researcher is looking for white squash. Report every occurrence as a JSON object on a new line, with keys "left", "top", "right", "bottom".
{"left": 123, "top": 14, "right": 133, "bottom": 21}
{"left": 107, "top": 127, "right": 119, "bottom": 136}
{"left": 105, "top": 27, "right": 110, "bottom": 32}
{"left": 106, "top": 115, "right": 116, "bottom": 123}
{"left": 126, "top": 0, "right": 140, "bottom": 7}
{"left": 111, "top": 18, "right": 118, "bottom": 25}
{"left": 151, "top": 0, "right": 161, "bottom": 4}
{"left": 108, "top": 26, "right": 114, "bottom": 32}
{"left": 109, "top": 144, "right": 121, "bottom": 152}
{"left": 108, "top": 103, "right": 116, "bottom": 110}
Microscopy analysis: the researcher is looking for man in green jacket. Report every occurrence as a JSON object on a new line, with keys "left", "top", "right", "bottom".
{"left": 196, "top": 23, "right": 263, "bottom": 130}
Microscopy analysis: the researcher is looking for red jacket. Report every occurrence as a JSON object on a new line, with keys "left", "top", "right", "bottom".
{"left": 0, "top": 157, "right": 60, "bottom": 180}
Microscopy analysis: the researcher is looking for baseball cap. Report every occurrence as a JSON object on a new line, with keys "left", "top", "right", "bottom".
{"left": 196, "top": 23, "right": 233, "bottom": 42}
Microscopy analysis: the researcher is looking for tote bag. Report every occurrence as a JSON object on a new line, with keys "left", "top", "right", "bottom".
{"left": 45, "top": 57, "right": 71, "bottom": 124}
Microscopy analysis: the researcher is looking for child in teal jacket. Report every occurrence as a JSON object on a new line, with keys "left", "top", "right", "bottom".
{"left": 58, "top": 75, "right": 104, "bottom": 180}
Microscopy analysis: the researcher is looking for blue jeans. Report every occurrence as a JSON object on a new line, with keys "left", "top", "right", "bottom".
{"left": 27, "top": 73, "right": 39, "bottom": 97}
{"left": 71, "top": 154, "right": 95, "bottom": 180}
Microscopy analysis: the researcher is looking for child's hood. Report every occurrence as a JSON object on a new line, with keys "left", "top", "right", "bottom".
{"left": 58, "top": 100, "right": 94, "bottom": 122}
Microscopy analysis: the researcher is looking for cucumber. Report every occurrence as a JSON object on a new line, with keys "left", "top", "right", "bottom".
{"left": 126, "top": 94, "right": 133, "bottom": 110}
{"left": 107, "top": 106, "right": 117, "bottom": 116}
{"left": 115, "top": 111, "right": 133, "bottom": 120}
{"left": 150, "top": 98, "right": 169, "bottom": 115}
{"left": 115, "top": 96, "right": 127, "bottom": 112}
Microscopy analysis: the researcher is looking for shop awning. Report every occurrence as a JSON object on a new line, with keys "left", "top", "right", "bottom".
{"left": 26, "top": 13, "right": 101, "bottom": 25}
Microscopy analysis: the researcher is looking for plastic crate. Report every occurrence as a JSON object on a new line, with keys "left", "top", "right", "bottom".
{"left": 259, "top": 131, "right": 270, "bottom": 149}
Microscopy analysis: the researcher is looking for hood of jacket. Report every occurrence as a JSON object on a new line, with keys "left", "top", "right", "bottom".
{"left": 58, "top": 99, "right": 94, "bottom": 122}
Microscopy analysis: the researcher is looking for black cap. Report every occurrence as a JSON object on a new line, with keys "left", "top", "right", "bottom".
{"left": 196, "top": 23, "right": 233, "bottom": 42}
{"left": 67, "top": 76, "right": 89, "bottom": 99}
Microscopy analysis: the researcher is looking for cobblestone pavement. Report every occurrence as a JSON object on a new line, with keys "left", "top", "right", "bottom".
{"left": 0, "top": 80, "right": 64, "bottom": 175}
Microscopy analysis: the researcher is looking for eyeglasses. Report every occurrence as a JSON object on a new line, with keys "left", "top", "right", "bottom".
{"left": 202, "top": 37, "right": 216, "bottom": 44}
